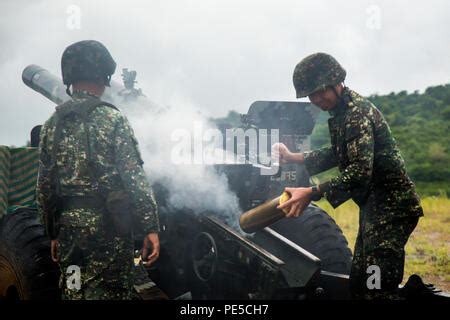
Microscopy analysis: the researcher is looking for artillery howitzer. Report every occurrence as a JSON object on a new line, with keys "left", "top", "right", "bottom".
{"left": 0, "top": 65, "right": 446, "bottom": 300}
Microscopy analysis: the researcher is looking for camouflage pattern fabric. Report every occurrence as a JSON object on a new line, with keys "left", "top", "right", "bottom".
{"left": 0, "top": 146, "right": 10, "bottom": 217}
{"left": 293, "top": 52, "right": 346, "bottom": 98}
{"left": 350, "top": 207, "right": 419, "bottom": 299}
{"left": 37, "top": 90, "right": 159, "bottom": 299}
{"left": 303, "top": 87, "right": 423, "bottom": 298}
{"left": 0, "top": 146, "right": 40, "bottom": 218}
{"left": 57, "top": 208, "right": 136, "bottom": 300}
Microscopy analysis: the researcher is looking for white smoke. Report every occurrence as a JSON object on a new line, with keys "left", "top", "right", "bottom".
{"left": 115, "top": 95, "right": 243, "bottom": 230}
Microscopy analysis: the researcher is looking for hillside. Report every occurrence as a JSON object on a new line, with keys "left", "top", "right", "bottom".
{"left": 213, "top": 84, "right": 450, "bottom": 196}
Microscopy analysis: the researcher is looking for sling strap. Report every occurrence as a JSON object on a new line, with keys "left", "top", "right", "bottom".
{"left": 51, "top": 97, "right": 119, "bottom": 198}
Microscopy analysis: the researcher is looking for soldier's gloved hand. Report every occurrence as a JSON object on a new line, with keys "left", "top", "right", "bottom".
{"left": 277, "top": 187, "right": 312, "bottom": 218}
{"left": 142, "top": 233, "right": 160, "bottom": 266}
{"left": 51, "top": 239, "right": 59, "bottom": 263}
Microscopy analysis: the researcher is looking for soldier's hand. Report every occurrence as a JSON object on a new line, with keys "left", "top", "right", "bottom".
{"left": 142, "top": 233, "right": 160, "bottom": 266}
{"left": 272, "top": 143, "right": 291, "bottom": 164}
{"left": 277, "top": 187, "right": 311, "bottom": 218}
{"left": 272, "top": 143, "right": 305, "bottom": 164}
{"left": 51, "top": 239, "right": 59, "bottom": 263}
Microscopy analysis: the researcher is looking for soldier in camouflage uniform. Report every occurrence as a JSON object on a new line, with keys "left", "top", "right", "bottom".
{"left": 36, "top": 40, "right": 160, "bottom": 300}
{"left": 276, "top": 53, "right": 423, "bottom": 299}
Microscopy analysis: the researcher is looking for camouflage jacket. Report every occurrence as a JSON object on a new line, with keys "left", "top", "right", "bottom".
{"left": 37, "top": 91, "right": 160, "bottom": 239}
{"left": 303, "top": 87, "right": 423, "bottom": 218}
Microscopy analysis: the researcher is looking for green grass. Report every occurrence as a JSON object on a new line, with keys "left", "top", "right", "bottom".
{"left": 314, "top": 196, "right": 450, "bottom": 291}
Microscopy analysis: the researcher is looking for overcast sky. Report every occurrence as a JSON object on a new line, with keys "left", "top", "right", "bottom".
{"left": 1, "top": 0, "right": 449, "bottom": 146}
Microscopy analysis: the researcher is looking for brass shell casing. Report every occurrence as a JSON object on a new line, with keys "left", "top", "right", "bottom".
{"left": 239, "top": 192, "right": 290, "bottom": 233}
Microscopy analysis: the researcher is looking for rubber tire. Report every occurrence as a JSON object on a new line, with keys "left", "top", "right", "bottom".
{"left": 0, "top": 207, "right": 60, "bottom": 300}
{"left": 270, "top": 204, "right": 353, "bottom": 274}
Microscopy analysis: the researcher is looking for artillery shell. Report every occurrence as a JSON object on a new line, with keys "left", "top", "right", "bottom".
{"left": 239, "top": 192, "right": 291, "bottom": 233}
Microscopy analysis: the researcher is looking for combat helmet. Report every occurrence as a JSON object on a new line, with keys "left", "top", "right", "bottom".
{"left": 293, "top": 52, "right": 346, "bottom": 98}
{"left": 61, "top": 40, "right": 116, "bottom": 91}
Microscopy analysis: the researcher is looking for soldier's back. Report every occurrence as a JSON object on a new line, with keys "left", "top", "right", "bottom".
{"left": 42, "top": 92, "right": 126, "bottom": 198}
{"left": 42, "top": 93, "right": 137, "bottom": 299}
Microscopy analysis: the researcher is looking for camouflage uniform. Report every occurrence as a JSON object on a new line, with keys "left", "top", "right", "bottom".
{"left": 303, "top": 87, "right": 423, "bottom": 299}
{"left": 37, "top": 90, "right": 160, "bottom": 300}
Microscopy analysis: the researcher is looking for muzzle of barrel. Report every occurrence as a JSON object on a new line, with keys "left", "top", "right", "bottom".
{"left": 22, "top": 64, "right": 70, "bottom": 105}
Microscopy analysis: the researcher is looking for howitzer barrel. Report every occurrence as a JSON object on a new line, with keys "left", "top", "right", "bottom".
{"left": 239, "top": 192, "right": 290, "bottom": 233}
{"left": 22, "top": 65, "right": 70, "bottom": 105}
{"left": 22, "top": 64, "right": 130, "bottom": 105}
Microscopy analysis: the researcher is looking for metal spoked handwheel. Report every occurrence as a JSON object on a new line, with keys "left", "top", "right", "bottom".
{"left": 191, "top": 232, "right": 218, "bottom": 282}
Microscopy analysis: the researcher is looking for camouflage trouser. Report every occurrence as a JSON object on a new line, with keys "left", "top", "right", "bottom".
{"left": 349, "top": 206, "right": 420, "bottom": 300}
{"left": 57, "top": 208, "right": 136, "bottom": 300}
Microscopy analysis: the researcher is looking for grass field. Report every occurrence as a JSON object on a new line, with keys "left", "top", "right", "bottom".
{"left": 315, "top": 196, "right": 450, "bottom": 292}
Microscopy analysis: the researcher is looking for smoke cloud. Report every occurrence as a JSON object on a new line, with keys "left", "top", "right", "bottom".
{"left": 117, "top": 95, "right": 243, "bottom": 229}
